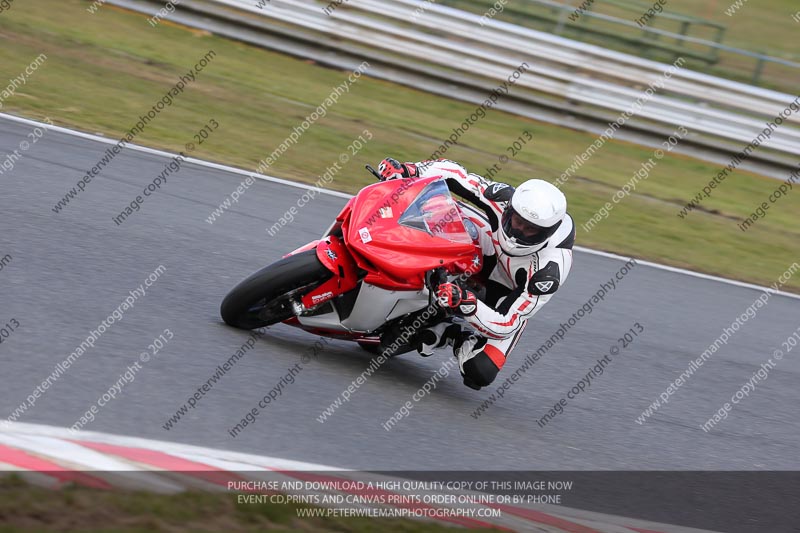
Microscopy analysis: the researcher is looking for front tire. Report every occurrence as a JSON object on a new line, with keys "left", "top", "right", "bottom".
{"left": 220, "top": 250, "right": 332, "bottom": 329}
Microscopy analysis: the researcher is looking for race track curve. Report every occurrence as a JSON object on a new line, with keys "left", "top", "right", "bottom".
{"left": 1, "top": 114, "right": 799, "bottom": 477}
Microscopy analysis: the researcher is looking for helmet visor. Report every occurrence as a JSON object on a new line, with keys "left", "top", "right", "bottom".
{"left": 501, "top": 206, "right": 561, "bottom": 246}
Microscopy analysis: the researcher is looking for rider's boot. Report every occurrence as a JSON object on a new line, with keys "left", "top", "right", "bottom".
{"left": 417, "top": 322, "right": 463, "bottom": 357}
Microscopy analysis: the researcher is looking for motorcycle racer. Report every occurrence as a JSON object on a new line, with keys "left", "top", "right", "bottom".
{"left": 377, "top": 157, "right": 575, "bottom": 390}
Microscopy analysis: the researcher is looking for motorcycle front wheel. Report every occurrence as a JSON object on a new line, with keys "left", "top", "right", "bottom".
{"left": 220, "top": 249, "right": 332, "bottom": 330}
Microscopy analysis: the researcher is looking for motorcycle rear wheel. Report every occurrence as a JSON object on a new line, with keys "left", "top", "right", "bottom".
{"left": 220, "top": 250, "right": 332, "bottom": 330}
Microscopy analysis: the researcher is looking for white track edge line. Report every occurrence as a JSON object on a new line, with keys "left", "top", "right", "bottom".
{"left": 3, "top": 112, "right": 798, "bottom": 301}
{"left": 2, "top": 422, "right": 719, "bottom": 533}
{"left": 2, "top": 421, "right": 340, "bottom": 471}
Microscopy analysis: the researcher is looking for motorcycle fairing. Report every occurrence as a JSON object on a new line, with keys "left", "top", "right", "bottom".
{"left": 282, "top": 177, "right": 483, "bottom": 338}
{"left": 342, "top": 178, "right": 478, "bottom": 291}
{"left": 299, "top": 235, "right": 358, "bottom": 309}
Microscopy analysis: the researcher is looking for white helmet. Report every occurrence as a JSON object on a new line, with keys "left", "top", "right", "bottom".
{"left": 497, "top": 179, "right": 566, "bottom": 256}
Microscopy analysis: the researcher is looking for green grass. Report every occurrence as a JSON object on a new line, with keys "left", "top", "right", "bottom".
{"left": 443, "top": 0, "right": 800, "bottom": 91}
{"left": 0, "top": 0, "right": 798, "bottom": 291}
{"left": 648, "top": 0, "right": 800, "bottom": 58}
{"left": 0, "top": 475, "right": 491, "bottom": 532}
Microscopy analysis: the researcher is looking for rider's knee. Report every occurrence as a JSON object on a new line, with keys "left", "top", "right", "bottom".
{"left": 462, "top": 352, "right": 500, "bottom": 390}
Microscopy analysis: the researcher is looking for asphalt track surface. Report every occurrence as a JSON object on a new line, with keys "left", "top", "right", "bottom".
{"left": 2, "top": 116, "right": 800, "bottom": 476}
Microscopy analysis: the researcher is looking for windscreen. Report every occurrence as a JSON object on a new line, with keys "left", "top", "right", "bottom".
{"left": 398, "top": 180, "right": 472, "bottom": 244}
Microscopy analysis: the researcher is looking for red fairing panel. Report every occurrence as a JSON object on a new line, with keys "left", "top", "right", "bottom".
{"left": 300, "top": 235, "right": 358, "bottom": 308}
{"left": 343, "top": 178, "right": 478, "bottom": 291}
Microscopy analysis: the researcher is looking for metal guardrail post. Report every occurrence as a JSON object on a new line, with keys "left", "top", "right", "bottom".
{"left": 676, "top": 21, "right": 688, "bottom": 46}
{"left": 752, "top": 55, "right": 766, "bottom": 85}
{"left": 552, "top": 0, "right": 572, "bottom": 35}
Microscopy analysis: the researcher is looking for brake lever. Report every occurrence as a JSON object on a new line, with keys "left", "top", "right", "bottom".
{"left": 365, "top": 165, "right": 382, "bottom": 182}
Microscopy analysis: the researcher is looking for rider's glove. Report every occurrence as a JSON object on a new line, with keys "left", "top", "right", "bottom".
{"left": 378, "top": 158, "right": 417, "bottom": 181}
{"left": 435, "top": 282, "right": 477, "bottom": 316}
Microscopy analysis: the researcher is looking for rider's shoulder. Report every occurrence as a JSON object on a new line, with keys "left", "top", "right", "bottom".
{"left": 482, "top": 181, "right": 515, "bottom": 202}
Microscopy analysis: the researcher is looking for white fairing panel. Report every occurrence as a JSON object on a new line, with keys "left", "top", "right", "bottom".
{"left": 295, "top": 306, "right": 344, "bottom": 331}
{"left": 341, "top": 284, "right": 428, "bottom": 333}
{"left": 296, "top": 284, "right": 428, "bottom": 333}
{"left": 385, "top": 290, "right": 429, "bottom": 321}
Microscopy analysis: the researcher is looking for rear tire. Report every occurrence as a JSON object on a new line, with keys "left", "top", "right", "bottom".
{"left": 220, "top": 250, "right": 332, "bottom": 330}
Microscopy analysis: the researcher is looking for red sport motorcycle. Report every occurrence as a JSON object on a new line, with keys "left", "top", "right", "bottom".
{"left": 220, "top": 168, "right": 483, "bottom": 355}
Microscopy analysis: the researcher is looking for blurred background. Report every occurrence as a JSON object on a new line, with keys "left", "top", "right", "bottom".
{"left": 0, "top": 0, "right": 798, "bottom": 291}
